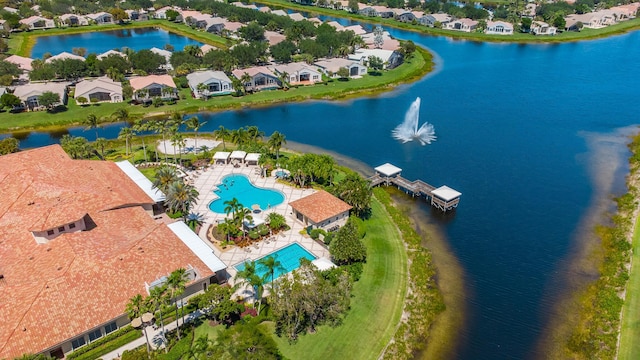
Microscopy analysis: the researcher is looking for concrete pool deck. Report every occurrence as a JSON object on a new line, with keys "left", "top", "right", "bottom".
{"left": 191, "top": 163, "right": 331, "bottom": 285}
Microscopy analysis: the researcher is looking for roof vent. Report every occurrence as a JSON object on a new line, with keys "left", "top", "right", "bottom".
{"left": 0, "top": 274, "right": 4, "bottom": 280}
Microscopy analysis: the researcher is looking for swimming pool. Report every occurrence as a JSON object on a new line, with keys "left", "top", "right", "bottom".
{"left": 234, "top": 243, "right": 317, "bottom": 282}
{"left": 208, "top": 174, "right": 284, "bottom": 214}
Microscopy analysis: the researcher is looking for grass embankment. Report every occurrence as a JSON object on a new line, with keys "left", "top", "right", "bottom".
{"left": 0, "top": 46, "right": 431, "bottom": 132}
{"left": 9, "top": 20, "right": 229, "bottom": 57}
{"left": 258, "top": 0, "right": 640, "bottom": 43}
{"left": 565, "top": 132, "right": 640, "bottom": 359}
{"left": 615, "top": 132, "right": 640, "bottom": 359}
{"left": 266, "top": 196, "right": 408, "bottom": 359}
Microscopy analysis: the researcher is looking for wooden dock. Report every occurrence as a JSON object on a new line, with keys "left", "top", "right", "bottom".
{"left": 369, "top": 163, "right": 461, "bottom": 212}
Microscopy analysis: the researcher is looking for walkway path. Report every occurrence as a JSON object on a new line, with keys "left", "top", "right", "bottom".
{"left": 101, "top": 309, "right": 205, "bottom": 360}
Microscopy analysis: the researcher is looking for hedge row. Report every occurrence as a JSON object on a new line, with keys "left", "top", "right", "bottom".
{"left": 67, "top": 326, "right": 139, "bottom": 360}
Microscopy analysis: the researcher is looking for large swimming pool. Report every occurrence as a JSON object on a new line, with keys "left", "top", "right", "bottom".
{"left": 208, "top": 174, "right": 284, "bottom": 214}
{"left": 234, "top": 243, "right": 317, "bottom": 282}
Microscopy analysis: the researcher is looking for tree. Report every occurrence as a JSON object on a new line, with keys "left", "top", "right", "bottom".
{"left": 167, "top": 268, "right": 188, "bottom": 339}
{"left": 152, "top": 166, "right": 179, "bottom": 194}
{"left": 84, "top": 114, "right": 100, "bottom": 140}
{"left": 348, "top": 0, "right": 359, "bottom": 13}
{"left": 246, "top": 125, "right": 264, "bottom": 143}
{"left": 278, "top": 71, "right": 290, "bottom": 90}
{"left": 0, "top": 137, "right": 19, "bottom": 155}
{"left": 239, "top": 22, "right": 266, "bottom": 42}
{"left": 336, "top": 67, "right": 350, "bottom": 80}
{"left": 329, "top": 219, "right": 367, "bottom": 265}
{"left": 400, "top": 40, "right": 417, "bottom": 58}
{"left": 110, "top": 8, "right": 129, "bottom": 23}
{"left": 185, "top": 116, "right": 207, "bottom": 153}
{"left": 230, "top": 127, "right": 248, "bottom": 148}
{"left": 98, "top": 54, "right": 131, "bottom": 75}
{"left": 72, "top": 47, "right": 87, "bottom": 57}
{"left": 126, "top": 294, "right": 152, "bottom": 354}
{"left": 270, "top": 40, "right": 297, "bottom": 63}
{"left": 210, "top": 321, "right": 283, "bottom": 359}
{"left": 38, "top": 91, "right": 60, "bottom": 111}
{"left": 368, "top": 56, "right": 384, "bottom": 74}
{"left": 234, "top": 260, "right": 265, "bottom": 314}
{"left": 170, "top": 130, "right": 185, "bottom": 165}
{"left": 94, "top": 137, "right": 108, "bottom": 159}
{"left": 521, "top": 18, "right": 532, "bottom": 33}
{"left": 146, "top": 285, "right": 169, "bottom": 344}
{"left": 553, "top": 15, "right": 566, "bottom": 30}
{"left": 129, "top": 49, "right": 166, "bottom": 74}
{"left": 197, "top": 284, "right": 242, "bottom": 324}
{"left": 223, "top": 197, "right": 243, "bottom": 227}
{"left": 0, "top": 60, "right": 21, "bottom": 78}
{"left": 166, "top": 181, "right": 199, "bottom": 219}
{"left": 60, "top": 135, "right": 93, "bottom": 159}
{"left": 213, "top": 125, "right": 230, "bottom": 151}
{"left": 50, "top": 58, "right": 88, "bottom": 80}
{"left": 267, "top": 212, "right": 287, "bottom": 231}
{"left": 118, "top": 126, "right": 134, "bottom": 156}
{"left": 373, "top": 25, "right": 384, "bottom": 49}
{"left": 268, "top": 131, "right": 286, "bottom": 163}
{"left": 332, "top": 172, "right": 372, "bottom": 216}
{"left": 259, "top": 256, "right": 285, "bottom": 286}
{"left": 186, "top": 212, "right": 205, "bottom": 231}
{"left": 0, "top": 93, "right": 21, "bottom": 109}
{"left": 76, "top": 96, "right": 88, "bottom": 106}
{"left": 166, "top": 9, "right": 179, "bottom": 21}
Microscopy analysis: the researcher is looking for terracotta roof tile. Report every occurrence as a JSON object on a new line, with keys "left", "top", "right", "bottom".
{"left": 289, "top": 190, "right": 352, "bottom": 223}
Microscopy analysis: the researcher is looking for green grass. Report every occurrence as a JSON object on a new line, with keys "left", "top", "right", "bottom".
{"left": 258, "top": 0, "right": 640, "bottom": 43}
{"left": 193, "top": 321, "right": 223, "bottom": 341}
{"left": 265, "top": 197, "right": 407, "bottom": 359}
{"left": 617, "top": 214, "right": 640, "bottom": 359}
{"left": 0, "top": 47, "right": 431, "bottom": 132}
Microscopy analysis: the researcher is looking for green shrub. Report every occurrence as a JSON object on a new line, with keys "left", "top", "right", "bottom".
{"left": 248, "top": 230, "right": 260, "bottom": 240}
{"left": 67, "top": 326, "right": 139, "bottom": 360}
{"left": 258, "top": 224, "right": 270, "bottom": 236}
{"left": 309, "top": 228, "right": 326, "bottom": 240}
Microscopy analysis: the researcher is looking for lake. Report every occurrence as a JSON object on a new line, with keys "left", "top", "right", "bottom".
{"left": 30, "top": 27, "right": 203, "bottom": 59}
{"left": 9, "top": 24, "right": 640, "bottom": 359}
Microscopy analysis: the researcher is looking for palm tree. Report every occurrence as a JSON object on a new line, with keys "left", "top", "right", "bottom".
{"left": 94, "top": 137, "right": 108, "bottom": 160}
{"left": 268, "top": 131, "right": 286, "bottom": 163}
{"left": 152, "top": 166, "right": 179, "bottom": 194}
{"left": 167, "top": 268, "right": 188, "bottom": 340}
{"left": 170, "top": 130, "right": 185, "bottom": 165}
{"left": 133, "top": 119, "right": 149, "bottom": 162}
{"left": 230, "top": 127, "right": 248, "bottom": 148}
{"left": 146, "top": 285, "right": 169, "bottom": 351}
{"left": 184, "top": 44, "right": 203, "bottom": 57}
{"left": 106, "top": 66, "right": 121, "bottom": 81}
{"left": 234, "top": 261, "right": 265, "bottom": 314}
{"left": 126, "top": 294, "right": 152, "bottom": 354}
{"left": 196, "top": 83, "right": 208, "bottom": 100}
{"left": 245, "top": 125, "right": 264, "bottom": 143}
{"left": 84, "top": 113, "right": 101, "bottom": 140}
{"left": 186, "top": 212, "right": 205, "bottom": 231}
{"left": 278, "top": 71, "right": 290, "bottom": 90}
{"left": 185, "top": 116, "right": 207, "bottom": 154}
{"left": 118, "top": 127, "right": 134, "bottom": 156}
{"left": 166, "top": 181, "right": 199, "bottom": 219}
{"left": 213, "top": 125, "right": 230, "bottom": 150}
{"left": 231, "top": 77, "right": 244, "bottom": 96}
{"left": 240, "top": 72, "right": 252, "bottom": 93}
{"left": 223, "top": 197, "right": 242, "bottom": 225}
{"left": 112, "top": 108, "right": 130, "bottom": 124}
{"left": 149, "top": 118, "right": 172, "bottom": 162}
{"left": 259, "top": 256, "right": 285, "bottom": 286}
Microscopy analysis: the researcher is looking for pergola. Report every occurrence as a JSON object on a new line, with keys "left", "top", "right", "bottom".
{"left": 245, "top": 153, "right": 261, "bottom": 166}
{"left": 230, "top": 150, "right": 247, "bottom": 164}
{"left": 213, "top": 151, "right": 231, "bottom": 164}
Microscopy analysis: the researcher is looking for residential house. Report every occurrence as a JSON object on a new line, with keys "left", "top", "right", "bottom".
{"left": 271, "top": 10, "right": 288, "bottom": 17}
{"left": 231, "top": 66, "right": 281, "bottom": 92}
{"left": 523, "top": 4, "right": 537, "bottom": 18}
{"left": 19, "top": 16, "right": 55, "bottom": 30}
{"left": 344, "top": 24, "right": 367, "bottom": 35}
{"left": 289, "top": 13, "right": 306, "bottom": 21}
{"left": 259, "top": 6, "right": 272, "bottom": 13}
{"left": 485, "top": 21, "right": 514, "bottom": 35}
{"left": 357, "top": 4, "right": 377, "bottom": 17}
{"left": 0, "top": 19, "right": 8, "bottom": 32}
{"left": 419, "top": 13, "right": 452, "bottom": 27}
{"left": 371, "top": 5, "right": 395, "bottom": 18}
{"left": 96, "top": 50, "right": 127, "bottom": 60}
{"left": 265, "top": 30, "right": 286, "bottom": 46}
{"left": 443, "top": 18, "right": 478, "bottom": 32}
{"left": 186, "top": 70, "right": 233, "bottom": 98}
{"left": 126, "top": 9, "right": 149, "bottom": 21}
{"left": 203, "top": 17, "right": 225, "bottom": 34}
{"left": 327, "top": 21, "right": 345, "bottom": 30}
{"left": 348, "top": 48, "right": 404, "bottom": 69}
{"left": 2, "top": 6, "right": 18, "bottom": 14}
{"left": 5, "top": 55, "right": 34, "bottom": 72}
{"left": 269, "top": 62, "right": 323, "bottom": 85}
{"left": 59, "top": 14, "right": 89, "bottom": 26}
{"left": 74, "top": 77, "right": 123, "bottom": 103}
{"left": 85, "top": 12, "right": 113, "bottom": 25}
{"left": 45, "top": 52, "right": 85, "bottom": 63}
{"left": 149, "top": 47, "right": 172, "bottom": 70}
{"left": 531, "top": 21, "right": 557, "bottom": 35}
{"left": 154, "top": 6, "right": 179, "bottom": 19}
{"left": 200, "top": 44, "right": 216, "bottom": 55}
{"left": 130, "top": 74, "right": 178, "bottom": 102}
{"left": 396, "top": 10, "right": 425, "bottom": 23}
{"left": 0, "top": 146, "right": 226, "bottom": 359}
{"left": 221, "top": 20, "right": 244, "bottom": 35}
{"left": 182, "top": 11, "right": 211, "bottom": 28}
{"left": 232, "top": 2, "right": 259, "bottom": 10}
{"left": 289, "top": 190, "right": 352, "bottom": 231}
{"left": 13, "top": 82, "right": 68, "bottom": 110}
{"left": 610, "top": 3, "right": 640, "bottom": 20}
{"left": 361, "top": 31, "right": 401, "bottom": 51}
{"left": 315, "top": 58, "right": 368, "bottom": 78}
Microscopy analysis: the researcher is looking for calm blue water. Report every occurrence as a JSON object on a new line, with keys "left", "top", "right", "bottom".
{"left": 5, "top": 25, "right": 640, "bottom": 359}
{"left": 208, "top": 174, "right": 285, "bottom": 213}
{"left": 30, "top": 28, "right": 203, "bottom": 59}
{"left": 234, "top": 243, "right": 317, "bottom": 281}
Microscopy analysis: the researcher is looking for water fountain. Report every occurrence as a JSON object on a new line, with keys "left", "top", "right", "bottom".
{"left": 391, "top": 97, "right": 436, "bottom": 145}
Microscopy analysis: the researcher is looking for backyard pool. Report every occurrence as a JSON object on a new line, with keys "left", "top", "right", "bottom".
{"left": 208, "top": 174, "right": 284, "bottom": 214}
{"left": 234, "top": 243, "right": 317, "bottom": 282}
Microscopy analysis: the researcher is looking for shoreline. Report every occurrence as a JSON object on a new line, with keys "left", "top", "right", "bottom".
{"left": 257, "top": 0, "right": 640, "bottom": 44}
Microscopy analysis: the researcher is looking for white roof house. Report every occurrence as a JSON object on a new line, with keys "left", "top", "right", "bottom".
{"left": 59, "top": 14, "right": 89, "bottom": 26}
{"left": 96, "top": 50, "right": 127, "bottom": 60}
{"left": 168, "top": 222, "right": 227, "bottom": 273}
{"left": 150, "top": 47, "right": 173, "bottom": 70}
{"left": 115, "top": 160, "right": 166, "bottom": 203}
{"left": 45, "top": 52, "right": 85, "bottom": 63}
{"left": 269, "top": 63, "right": 322, "bottom": 85}
{"left": 13, "top": 82, "right": 69, "bottom": 109}
{"left": 375, "top": 163, "right": 402, "bottom": 177}
{"left": 485, "top": 21, "right": 514, "bottom": 35}
{"left": 74, "top": 77, "right": 123, "bottom": 103}
{"left": 348, "top": 49, "right": 403, "bottom": 69}
{"left": 19, "top": 16, "right": 55, "bottom": 30}
{"left": 5, "top": 55, "right": 33, "bottom": 71}
{"left": 186, "top": 70, "right": 233, "bottom": 98}
{"left": 314, "top": 58, "right": 368, "bottom": 78}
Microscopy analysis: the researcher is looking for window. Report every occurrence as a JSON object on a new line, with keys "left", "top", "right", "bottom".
{"left": 69, "top": 223, "right": 76, "bottom": 229}
{"left": 88, "top": 329, "right": 102, "bottom": 342}
{"left": 104, "top": 322, "right": 117, "bottom": 334}
{"left": 47, "top": 230, "right": 54, "bottom": 236}
{"left": 58, "top": 226, "right": 65, "bottom": 232}
{"left": 313, "top": 75, "right": 319, "bottom": 80}
{"left": 71, "top": 336, "right": 86, "bottom": 350}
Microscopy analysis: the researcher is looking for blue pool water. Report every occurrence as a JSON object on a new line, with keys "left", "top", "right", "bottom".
{"left": 234, "top": 243, "right": 317, "bottom": 282}
{"left": 208, "top": 174, "right": 284, "bottom": 213}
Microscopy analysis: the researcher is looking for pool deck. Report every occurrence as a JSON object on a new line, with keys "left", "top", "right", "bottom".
{"left": 191, "top": 163, "right": 331, "bottom": 286}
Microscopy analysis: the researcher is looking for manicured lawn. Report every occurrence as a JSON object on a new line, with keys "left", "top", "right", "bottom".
{"left": 265, "top": 197, "right": 407, "bottom": 359}
{"left": 0, "top": 47, "right": 430, "bottom": 132}
{"left": 617, "top": 213, "right": 640, "bottom": 359}
{"left": 193, "top": 321, "right": 223, "bottom": 341}
{"left": 258, "top": 0, "right": 640, "bottom": 43}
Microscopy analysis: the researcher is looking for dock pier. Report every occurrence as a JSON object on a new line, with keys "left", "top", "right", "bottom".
{"left": 369, "top": 163, "right": 461, "bottom": 212}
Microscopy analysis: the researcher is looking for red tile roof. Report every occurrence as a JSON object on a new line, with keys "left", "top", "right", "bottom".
{"left": 288, "top": 190, "right": 352, "bottom": 224}
{"left": 0, "top": 145, "right": 214, "bottom": 358}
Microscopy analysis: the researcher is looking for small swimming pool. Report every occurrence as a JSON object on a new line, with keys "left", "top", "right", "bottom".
{"left": 208, "top": 174, "right": 284, "bottom": 214}
{"left": 234, "top": 243, "right": 317, "bottom": 282}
